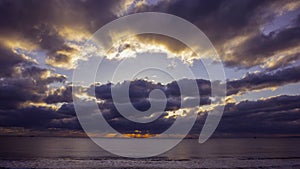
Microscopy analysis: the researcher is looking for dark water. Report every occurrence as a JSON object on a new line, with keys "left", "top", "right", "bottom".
{"left": 0, "top": 137, "right": 300, "bottom": 168}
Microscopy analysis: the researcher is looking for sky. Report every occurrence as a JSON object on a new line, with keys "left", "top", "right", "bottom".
{"left": 0, "top": 0, "right": 300, "bottom": 138}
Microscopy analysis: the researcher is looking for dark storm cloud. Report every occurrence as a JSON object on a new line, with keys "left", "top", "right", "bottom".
{"left": 3, "top": 62, "right": 300, "bottom": 134}
{"left": 214, "top": 95, "right": 300, "bottom": 136}
{"left": 0, "top": 34, "right": 68, "bottom": 112}
{"left": 93, "top": 79, "right": 211, "bottom": 100}
{"left": 295, "top": 13, "right": 300, "bottom": 25}
{"left": 0, "top": 66, "right": 66, "bottom": 110}
{"left": 0, "top": 78, "right": 39, "bottom": 110}
{"left": 84, "top": 79, "right": 211, "bottom": 134}
{"left": 0, "top": 106, "right": 64, "bottom": 128}
{"left": 135, "top": 0, "right": 300, "bottom": 68}
{"left": 227, "top": 65, "right": 300, "bottom": 95}
{"left": 45, "top": 86, "right": 73, "bottom": 104}
{"left": 0, "top": 1, "right": 74, "bottom": 67}
{"left": 0, "top": 0, "right": 118, "bottom": 33}
{"left": 1, "top": 85, "right": 300, "bottom": 136}
{"left": 167, "top": 0, "right": 269, "bottom": 45}
{"left": 29, "top": 24, "right": 77, "bottom": 67}
{"left": 1, "top": 0, "right": 299, "bottom": 68}
{"left": 136, "top": 0, "right": 268, "bottom": 44}
{"left": 91, "top": 64, "right": 300, "bottom": 106}
{"left": 93, "top": 79, "right": 211, "bottom": 108}
{"left": 0, "top": 0, "right": 119, "bottom": 67}
{"left": 56, "top": 103, "right": 76, "bottom": 116}
{"left": 0, "top": 44, "right": 33, "bottom": 78}
{"left": 231, "top": 26, "right": 300, "bottom": 68}
{"left": 188, "top": 94, "right": 300, "bottom": 137}
{"left": 105, "top": 111, "right": 175, "bottom": 135}
{"left": 0, "top": 105, "right": 80, "bottom": 130}
{"left": 1, "top": 94, "right": 300, "bottom": 136}
{"left": 80, "top": 64, "right": 300, "bottom": 135}
{"left": 2, "top": 64, "right": 300, "bottom": 134}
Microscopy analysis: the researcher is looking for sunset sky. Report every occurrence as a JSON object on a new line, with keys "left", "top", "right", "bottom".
{"left": 0, "top": 0, "right": 300, "bottom": 138}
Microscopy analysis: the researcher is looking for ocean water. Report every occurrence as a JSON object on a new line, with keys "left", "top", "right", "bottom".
{"left": 0, "top": 137, "right": 299, "bottom": 168}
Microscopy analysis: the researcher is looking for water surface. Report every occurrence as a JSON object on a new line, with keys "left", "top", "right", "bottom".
{"left": 0, "top": 137, "right": 299, "bottom": 168}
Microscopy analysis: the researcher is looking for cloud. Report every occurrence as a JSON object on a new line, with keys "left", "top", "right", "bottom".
{"left": 213, "top": 95, "right": 300, "bottom": 136}
{"left": 1, "top": 60, "right": 299, "bottom": 136}
{"left": 0, "top": 44, "right": 36, "bottom": 78}
{"left": 102, "top": 34, "right": 200, "bottom": 65}
{"left": 93, "top": 64, "right": 300, "bottom": 105}
{"left": 0, "top": 37, "right": 74, "bottom": 130}
{"left": 0, "top": 0, "right": 300, "bottom": 138}
{"left": 1, "top": 94, "right": 299, "bottom": 137}
{"left": 1, "top": 0, "right": 299, "bottom": 69}
{"left": 295, "top": 13, "right": 300, "bottom": 25}
{"left": 228, "top": 27, "right": 300, "bottom": 68}
{"left": 113, "top": 0, "right": 167, "bottom": 17}
{"left": 45, "top": 86, "right": 73, "bottom": 104}
{"left": 0, "top": 106, "right": 68, "bottom": 129}
{"left": 0, "top": 0, "right": 119, "bottom": 69}
{"left": 263, "top": 52, "right": 300, "bottom": 70}
{"left": 135, "top": 1, "right": 268, "bottom": 45}
{"left": 227, "top": 65, "right": 300, "bottom": 95}
{"left": 0, "top": 104, "right": 81, "bottom": 131}
{"left": 0, "top": 0, "right": 118, "bottom": 34}
{"left": 93, "top": 79, "right": 211, "bottom": 106}
{"left": 0, "top": 66, "right": 66, "bottom": 110}
{"left": 131, "top": 0, "right": 300, "bottom": 68}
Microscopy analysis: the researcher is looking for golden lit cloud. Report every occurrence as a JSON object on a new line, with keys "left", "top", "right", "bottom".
{"left": 272, "top": 1, "right": 300, "bottom": 15}
{"left": 165, "top": 108, "right": 195, "bottom": 119}
{"left": 103, "top": 33, "right": 211, "bottom": 65}
{"left": 262, "top": 46, "right": 300, "bottom": 70}
{"left": 0, "top": 36, "right": 38, "bottom": 51}
{"left": 58, "top": 26, "right": 91, "bottom": 42}
{"left": 219, "top": 34, "right": 253, "bottom": 65}
{"left": 20, "top": 101, "right": 60, "bottom": 110}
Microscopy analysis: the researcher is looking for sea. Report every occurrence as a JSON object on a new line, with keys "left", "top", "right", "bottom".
{"left": 0, "top": 137, "right": 299, "bottom": 169}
